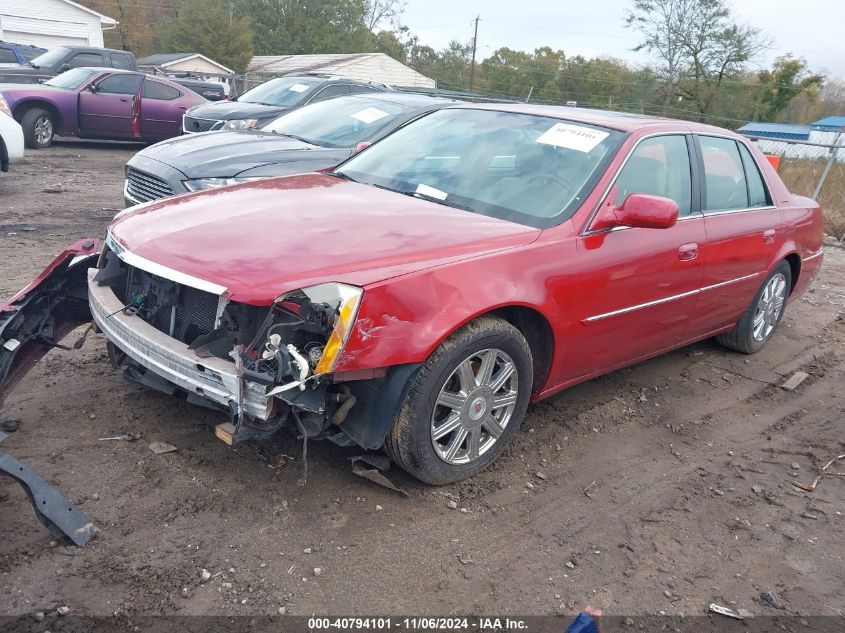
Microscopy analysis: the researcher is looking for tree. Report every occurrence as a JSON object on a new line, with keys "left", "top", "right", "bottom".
{"left": 365, "top": 0, "right": 406, "bottom": 31}
{"left": 78, "top": 0, "right": 176, "bottom": 55}
{"left": 756, "top": 55, "right": 824, "bottom": 122}
{"left": 625, "top": 0, "right": 770, "bottom": 120}
{"left": 158, "top": 0, "right": 253, "bottom": 73}
{"left": 239, "top": 0, "right": 375, "bottom": 55}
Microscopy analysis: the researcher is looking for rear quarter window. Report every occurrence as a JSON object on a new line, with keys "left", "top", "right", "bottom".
{"left": 0, "top": 46, "right": 17, "bottom": 64}
{"left": 699, "top": 135, "right": 749, "bottom": 212}
{"left": 737, "top": 143, "right": 770, "bottom": 207}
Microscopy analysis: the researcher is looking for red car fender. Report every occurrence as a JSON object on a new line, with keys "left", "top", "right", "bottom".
{"left": 334, "top": 231, "right": 574, "bottom": 394}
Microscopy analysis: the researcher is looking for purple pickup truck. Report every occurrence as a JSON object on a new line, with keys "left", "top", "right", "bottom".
{"left": 0, "top": 67, "right": 206, "bottom": 149}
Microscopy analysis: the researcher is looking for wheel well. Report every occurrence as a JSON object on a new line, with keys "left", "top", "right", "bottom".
{"left": 784, "top": 253, "right": 801, "bottom": 293}
{"left": 0, "top": 135, "right": 7, "bottom": 172}
{"left": 13, "top": 100, "right": 64, "bottom": 135}
{"left": 490, "top": 306, "right": 554, "bottom": 392}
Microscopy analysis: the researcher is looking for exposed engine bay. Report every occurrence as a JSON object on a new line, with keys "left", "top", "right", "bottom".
{"left": 92, "top": 238, "right": 368, "bottom": 446}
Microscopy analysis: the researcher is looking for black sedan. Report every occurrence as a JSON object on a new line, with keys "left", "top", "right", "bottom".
{"left": 181, "top": 74, "right": 391, "bottom": 133}
{"left": 125, "top": 92, "right": 460, "bottom": 206}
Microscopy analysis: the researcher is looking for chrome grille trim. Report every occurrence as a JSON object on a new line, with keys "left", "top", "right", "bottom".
{"left": 126, "top": 167, "right": 174, "bottom": 203}
{"left": 183, "top": 115, "right": 221, "bottom": 133}
{"left": 89, "top": 269, "right": 272, "bottom": 420}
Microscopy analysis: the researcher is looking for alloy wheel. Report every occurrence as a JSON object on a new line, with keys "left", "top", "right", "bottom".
{"left": 430, "top": 348, "right": 519, "bottom": 465}
{"left": 752, "top": 272, "right": 787, "bottom": 341}
{"left": 34, "top": 116, "right": 53, "bottom": 145}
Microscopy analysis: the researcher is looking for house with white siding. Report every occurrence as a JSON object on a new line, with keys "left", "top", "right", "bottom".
{"left": 0, "top": 0, "right": 117, "bottom": 50}
{"left": 248, "top": 53, "right": 435, "bottom": 89}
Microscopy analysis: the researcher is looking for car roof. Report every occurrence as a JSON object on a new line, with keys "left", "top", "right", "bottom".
{"left": 451, "top": 102, "right": 739, "bottom": 136}
{"left": 75, "top": 68, "right": 185, "bottom": 88}
{"left": 280, "top": 74, "right": 391, "bottom": 89}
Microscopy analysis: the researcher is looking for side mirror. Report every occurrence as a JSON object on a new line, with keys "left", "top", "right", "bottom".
{"left": 88, "top": 83, "right": 98, "bottom": 93}
{"left": 614, "top": 193, "right": 679, "bottom": 229}
{"left": 60, "top": 63, "right": 70, "bottom": 72}
{"left": 590, "top": 189, "right": 679, "bottom": 231}
{"left": 354, "top": 141, "right": 372, "bottom": 154}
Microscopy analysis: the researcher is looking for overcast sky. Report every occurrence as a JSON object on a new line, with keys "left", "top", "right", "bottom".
{"left": 401, "top": 0, "right": 845, "bottom": 79}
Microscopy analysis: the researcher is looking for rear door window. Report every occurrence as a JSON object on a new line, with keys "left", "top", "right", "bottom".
{"left": 737, "top": 143, "right": 770, "bottom": 207}
{"left": 615, "top": 135, "right": 693, "bottom": 216}
{"left": 142, "top": 80, "right": 181, "bottom": 100}
{"left": 699, "top": 136, "right": 749, "bottom": 212}
{"left": 110, "top": 53, "right": 132, "bottom": 70}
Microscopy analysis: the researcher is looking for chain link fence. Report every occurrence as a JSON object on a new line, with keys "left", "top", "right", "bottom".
{"left": 749, "top": 135, "right": 845, "bottom": 239}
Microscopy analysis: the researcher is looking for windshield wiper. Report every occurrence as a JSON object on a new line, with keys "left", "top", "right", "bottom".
{"left": 397, "top": 188, "right": 473, "bottom": 212}
{"left": 327, "top": 171, "right": 357, "bottom": 182}
{"left": 277, "top": 133, "right": 316, "bottom": 145}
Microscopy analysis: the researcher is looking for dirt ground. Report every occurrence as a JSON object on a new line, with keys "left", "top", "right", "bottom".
{"left": 1, "top": 142, "right": 844, "bottom": 620}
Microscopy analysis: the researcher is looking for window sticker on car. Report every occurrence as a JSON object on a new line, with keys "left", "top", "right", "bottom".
{"left": 288, "top": 83, "right": 309, "bottom": 93}
{"left": 350, "top": 107, "right": 389, "bottom": 124}
{"left": 535, "top": 123, "right": 610, "bottom": 153}
{"left": 416, "top": 183, "right": 448, "bottom": 200}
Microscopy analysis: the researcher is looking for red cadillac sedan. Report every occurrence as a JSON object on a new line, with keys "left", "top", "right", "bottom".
{"left": 0, "top": 104, "right": 824, "bottom": 484}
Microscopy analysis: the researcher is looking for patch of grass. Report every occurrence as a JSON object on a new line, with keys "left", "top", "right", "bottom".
{"left": 776, "top": 158, "right": 845, "bottom": 239}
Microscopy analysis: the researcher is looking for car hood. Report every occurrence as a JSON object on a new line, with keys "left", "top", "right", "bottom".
{"left": 109, "top": 173, "right": 541, "bottom": 304}
{"left": 134, "top": 130, "right": 349, "bottom": 178}
{"left": 0, "top": 83, "right": 61, "bottom": 96}
{"left": 186, "top": 100, "right": 290, "bottom": 121}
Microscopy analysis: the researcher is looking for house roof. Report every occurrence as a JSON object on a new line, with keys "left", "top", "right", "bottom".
{"left": 247, "top": 53, "right": 435, "bottom": 88}
{"left": 811, "top": 115, "right": 845, "bottom": 131}
{"left": 137, "top": 53, "right": 234, "bottom": 74}
{"left": 737, "top": 122, "right": 811, "bottom": 141}
{"left": 60, "top": 0, "right": 118, "bottom": 25}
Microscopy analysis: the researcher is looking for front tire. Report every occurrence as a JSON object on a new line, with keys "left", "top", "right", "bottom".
{"left": 21, "top": 108, "right": 54, "bottom": 149}
{"left": 716, "top": 262, "right": 791, "bottom": 354}
{"left": 385, "top": 317, "right": 533, "bottom": 485}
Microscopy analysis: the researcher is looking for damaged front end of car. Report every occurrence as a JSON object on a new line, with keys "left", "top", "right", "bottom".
{"left": 87, "top": 233, "right": 418, "bottom": 450}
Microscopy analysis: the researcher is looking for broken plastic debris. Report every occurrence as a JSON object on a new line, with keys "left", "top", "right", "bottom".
{"left": 709, "top": 603, "right": 743, "bottom": 620}
{"left": 350, "top": 455, "right": 408, "bottom": 497}
{"left": 98, "top": 433, "right": 141, "bottom": 442}
{"left": 149, "top": 441, "right": 178, "bottom": 454}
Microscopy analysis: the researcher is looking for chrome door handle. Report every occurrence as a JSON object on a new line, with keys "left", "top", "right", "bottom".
{"left": 763, "top": 229, "right": 776, "bottom": 244}
{"left": 679, "top": 243, "right": 699, "bottom": 261}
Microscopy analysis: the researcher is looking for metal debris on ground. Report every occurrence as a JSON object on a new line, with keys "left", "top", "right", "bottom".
{"left": 148, "top": 441, "right": 178, "bottom": 454}
{"left": 709, "top": 603, "right": 743, "bottom": 620}
{"left": 780, "top": 371, "right": 810, "bottom": 390}
{"left": 0, "top": 419, "right": 20, "bottom": 432}
{"left": 458, "top": 552, "right": 475, "bottom": 565}
{"left": 350, "top": 455, "right": 409, "bottom": 497}
{"left": 760, "top": 591, "right": 784, "bottom": 610}
{"left": 98, "top": 432, "right": 142, "bottom": 442}
{"left": 584, "top": 480, "right": 597, "bottom": 498}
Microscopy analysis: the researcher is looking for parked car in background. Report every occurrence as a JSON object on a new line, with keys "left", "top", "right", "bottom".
{"left": 1, "top": 105, "right": 824, "bottom": 484}
{"left": 0, "top": 68, "right": 206, "bottom": 148}
{"left": 168, "top": 77, "right": 226, "bottom": 101}
{"left": 182, "top": 74, "right": 391, "bottom": 133}
{"left": 0, "top": 41, "right": 46, "bottom": 67}
{"left": 0, "top": 46, "right": 138, "bottom": 84}
{"left": 124, "top": 93, "right": 459, "bottom": 205}
{"left": 0, "top": 108, "right": 24, "bottom": 172}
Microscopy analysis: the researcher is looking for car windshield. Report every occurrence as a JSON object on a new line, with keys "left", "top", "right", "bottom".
{"left": 45, "top": 68, "right": 99, "bottom": 90}
{"left": 237, "top": 77, "right": 320, "bottom": 106}
{"left": 336, "top": 108, "right": 625, "bottom": 228}
{"left": 28, "top": 46, "right": 70, "bottom": 68}
{"left": 262, "top": 96, "right": 412, "bottom": 148}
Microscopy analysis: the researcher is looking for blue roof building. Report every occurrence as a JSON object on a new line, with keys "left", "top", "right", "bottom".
{"left": 737, "top": 122, "right": 811, "bottom": 141}
{"left": 811, "top": 115, "right": 845, "bottom": 131}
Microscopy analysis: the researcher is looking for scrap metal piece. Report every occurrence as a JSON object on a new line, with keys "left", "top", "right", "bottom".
{"left": 148, "top": 441, "right": 178, "bottom": 454}
{"left": 0, "top": 431, "right": 95, "bottom": 547}
{"left": 709, "top": 603, "right": 743, "bottom": 620}
{"left": 350, "top": 455, "right": 409, "bottom": 497}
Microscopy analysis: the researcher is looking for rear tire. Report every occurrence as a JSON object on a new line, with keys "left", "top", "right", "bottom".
{"left": 385, "top": 317, "right": 533, "bottom": 485}
{"left": 21, "top": 108, "right": 54, "bottom": 149}
{"left": 716, "top": 261, "right": 791, "bottom": 354}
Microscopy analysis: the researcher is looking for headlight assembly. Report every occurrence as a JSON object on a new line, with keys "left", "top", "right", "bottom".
{"left": 183, "top": 177, "right": 263, "bottom": 192}
{"left": 221, "top": 118, "right": 258, "bottom": 130}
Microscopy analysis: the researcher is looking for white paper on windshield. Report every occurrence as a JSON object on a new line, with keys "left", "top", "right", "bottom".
{"left": 288, "top": 83, "right": 309, "bottom": 93}
{"left": 416, "top": 183, "right": 448, "bottom": 200}
{"left": 350, "top": 107, "right": 390, "bottom": 124}
{"left": 535, "top": 123, "right": 609, "bottom": 153}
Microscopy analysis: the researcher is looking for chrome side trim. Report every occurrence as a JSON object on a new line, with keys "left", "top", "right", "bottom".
{"left": 105, "top": 231, "right": 228, "bottom": 296}
{"left": 701, "top": 205, "right": 776, "bottom": 217}
{"left": 583, "top": 272, "right": 760, "bottom": 323}
{"left": 123, "top": 179, "right": 142, "bottom": 205}
{"left": 88, "top": 269, "right": 271, "bottom": 420}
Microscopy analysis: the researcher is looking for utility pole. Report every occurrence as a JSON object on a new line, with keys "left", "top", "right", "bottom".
{"left": 469, "top": 15, "right": 480, "bottom": 91}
